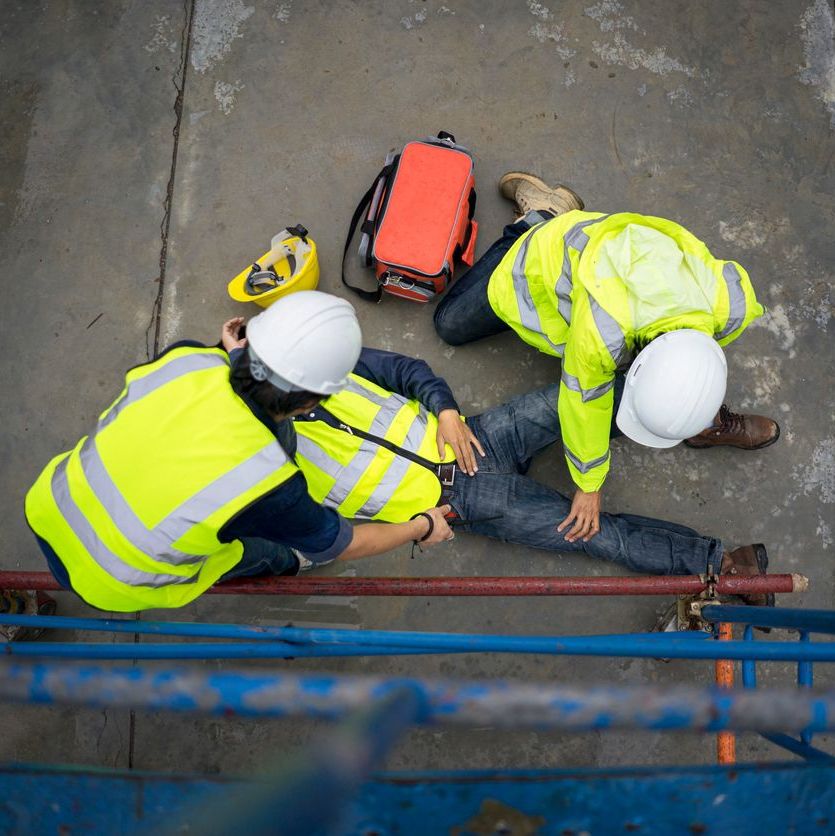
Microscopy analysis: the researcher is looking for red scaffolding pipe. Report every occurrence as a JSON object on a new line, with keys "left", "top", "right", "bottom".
{"left": 0, "top": 571, "right": 807, "bottom": 596}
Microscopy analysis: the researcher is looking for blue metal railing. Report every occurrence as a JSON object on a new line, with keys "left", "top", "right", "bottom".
{"left": 2, "top": 613, "right": 835, "bottom": 662}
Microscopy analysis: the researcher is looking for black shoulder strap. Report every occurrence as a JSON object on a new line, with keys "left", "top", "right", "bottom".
{"left": 303, "top": 406, "right": 439, "bottom": 472}
{"left": 341, "top": 161, "right": 397, "bottom": 304}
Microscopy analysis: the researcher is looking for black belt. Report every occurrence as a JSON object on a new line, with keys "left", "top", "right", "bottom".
{"left": 436, "top": 462, "right": 457, "bottom": 487}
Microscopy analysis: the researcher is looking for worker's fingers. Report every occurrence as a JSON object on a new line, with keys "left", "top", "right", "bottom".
{"left": 557, "top": 511, "right": 576, "bottom": 534}
{"left": 468, "top": 429, "right": 486, "bottom": 458}
{"left": 582, "top": 516, "right": 601, "bottom": 542}
{"left": 565, "top": 512, "right": 592, "bottom": 543}
{"left": 456, "top": 437, "right": 477, "bottom": 476}
{"left": 436, "top": 431, "right": 447, "bottom": 460}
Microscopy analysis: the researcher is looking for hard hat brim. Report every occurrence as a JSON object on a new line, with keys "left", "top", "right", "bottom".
{"left": 616, "top": 385, "right": 682, "bottom": 449}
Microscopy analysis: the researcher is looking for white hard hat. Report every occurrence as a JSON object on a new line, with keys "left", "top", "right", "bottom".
{"left": 616, "top": 329, "right": 727, "bottom": 448}
{"left": 245, "top": 290, "right": 362, "bottom": 395}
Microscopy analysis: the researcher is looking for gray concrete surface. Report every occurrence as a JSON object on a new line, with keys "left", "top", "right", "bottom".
{"left": 1, "top": 0, "right": 834, "bottom": 776}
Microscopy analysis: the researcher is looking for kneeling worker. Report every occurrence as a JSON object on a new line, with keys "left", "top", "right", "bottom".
{"left": 433, "top": 174, "right": 780, "bottom": 543}
{"left": 24, "top": 292, "right": 453, "bottom": 613}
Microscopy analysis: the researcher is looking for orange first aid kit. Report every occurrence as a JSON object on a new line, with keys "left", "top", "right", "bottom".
{"left": 342, "top": 132, "right": 478, "bottom": 303}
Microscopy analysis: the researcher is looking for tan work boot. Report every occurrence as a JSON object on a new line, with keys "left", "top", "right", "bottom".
{"left": 720, "top": 543, "right": 773, "bottom": 607}
{"left": 499, "top": 171, "right": 584, "bottom": 219}
{"left": 685, "top": 404, "right": 780, "bottom": 450}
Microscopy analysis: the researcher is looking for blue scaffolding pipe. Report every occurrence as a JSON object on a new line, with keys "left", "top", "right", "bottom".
{"left": 701, "top": 605, "right": 835, "bottom": 634}
{"left": 5, "top": 630, "right": 835, "bottom": 662}
{"left": 1, "top": 661, "right": 834, "bottom": 733}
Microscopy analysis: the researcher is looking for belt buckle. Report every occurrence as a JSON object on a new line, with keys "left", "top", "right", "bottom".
{"left": 439, "top": 463, "right": 456, "bottom": 487}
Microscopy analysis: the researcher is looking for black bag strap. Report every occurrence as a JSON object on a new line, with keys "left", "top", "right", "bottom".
{"left": 342, "top": 160, "right": 397, "bottom": 303}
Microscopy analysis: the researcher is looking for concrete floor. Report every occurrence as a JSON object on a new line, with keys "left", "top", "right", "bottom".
{"left": 1, "top": 0, "right": 834, "bottom": 777}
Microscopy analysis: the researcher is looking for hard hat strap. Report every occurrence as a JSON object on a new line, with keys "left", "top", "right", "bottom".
{"left": 247, "top": 347, "right": 305, "bottom": 393}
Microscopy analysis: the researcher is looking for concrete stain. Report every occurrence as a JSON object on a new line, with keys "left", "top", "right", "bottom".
{"left": 190, "top": 0, "right": 254, "bottom": 74}
{"left": 213, "top": 78, "right": 244, "bottom": 114}
{"left": 798, "top": 0, "right": 835, "bottom": 128}
{"left": 144, "top": 14, "right": 179, "bottom": 54}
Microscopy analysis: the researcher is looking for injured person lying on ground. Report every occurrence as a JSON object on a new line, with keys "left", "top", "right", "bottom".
{"left": 286, "top": 341, "right": 773, "bottom": 607}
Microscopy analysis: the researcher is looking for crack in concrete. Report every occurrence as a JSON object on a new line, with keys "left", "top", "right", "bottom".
{"left": 145, "top": 0, "right": 197, "bottom": 361}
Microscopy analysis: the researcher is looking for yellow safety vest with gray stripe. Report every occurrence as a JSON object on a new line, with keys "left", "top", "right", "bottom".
{"left": 294, "top": 374, "right": 455, "bottom": 523}
{"left": 25, "top": 347, "right": 299, "bottom": 612}
{"left": 487, "top": 211, "right": 764, "bottom": 492}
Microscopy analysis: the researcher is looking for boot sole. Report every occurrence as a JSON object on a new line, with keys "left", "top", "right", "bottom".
{"left": 684, "top": 422, "right": 781, "bottom": 450}
{"left": 498, "top": 171, "right": 585, "bottom": 210}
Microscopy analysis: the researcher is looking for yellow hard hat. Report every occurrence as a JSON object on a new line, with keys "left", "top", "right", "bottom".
{"left": 227, "top": 225, "right": 319, "bottom": 308}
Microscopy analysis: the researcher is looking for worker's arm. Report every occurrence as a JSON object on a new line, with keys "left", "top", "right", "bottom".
{"left": 556, "top": 341, "right": 617, "bottom": 542}
{"left": 353, "top": 347, "right": 484, "bottom": 474}
{"left": 220, "top": 473, "right": 452, "bottom": 566}
{"left": 338, "top": 505, "right": 453, "bottom": 560}
{"left": 353, "top": 347, "right": 459, "bottom": 413}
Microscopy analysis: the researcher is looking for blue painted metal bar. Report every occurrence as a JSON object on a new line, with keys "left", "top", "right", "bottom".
{"left": 798, "top": 631, "right": 814, "bottom": 745}
{"left": 742, "top": 625, "right": 757, "bottom": 688}
{"left": 0, "top": 628, "right": 835, "bottom": 662}
{"left": 701, "top": 605, "right": 835, "bottom": 634}
{"left": 6, "top": 631, "right": 835, "bottom": 661}
{"left": 1, "top": 642, "right": 448, "bottom": 660}
{"left": 1, "top": 662, "right": 834, "bottom": 733}
{"left": 760, "top": 733, "right": 835, "bottom": 764}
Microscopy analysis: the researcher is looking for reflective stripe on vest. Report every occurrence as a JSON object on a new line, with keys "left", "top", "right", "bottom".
{"left": 564, "top": 445, "right": 610, "bottom": 474}
{"left": 511, "top": 231, "right": 564, "bottom": 354}
{"left": 560, "top": 369, "right": 614, "bottom": 402}
{"left": 51, "top": 458, "right": 195, "bottom": 588}
{"left": 587, "top": 292, "right": 629, "bottom": 367}
{"left": 295, "top": 383, "right": 434, "bottom": 520}
{"left": 75, "top": 434, "right": 290, "bottom": 568}
{"left": 718, "top": 262, "right": 747, "bottom": 339}
{"left": 555, "top": 216, "right": 609, "bottom": 327}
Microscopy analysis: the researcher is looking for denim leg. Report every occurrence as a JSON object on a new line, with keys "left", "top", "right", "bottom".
{"left": 468, "top": 374, "right": 626, "bottom": 474}
{"left": 221, "top": 537, "right": 299, "bottom": 580}
{"left": 451, "top": 471, "right": 722, "bottom": 575}
{"left": 434, "top": 214, "right": 547, "bottom": 346}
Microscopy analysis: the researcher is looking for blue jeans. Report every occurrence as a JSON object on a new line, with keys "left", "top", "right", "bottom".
{"left": 221, "top": 538, "right": 299, "bottom": 580}
{"left": 434, "top": 213, "right": 547, "bottom": 345}
{"left": 444, "top": 385, "right": 723, "bottom": 576}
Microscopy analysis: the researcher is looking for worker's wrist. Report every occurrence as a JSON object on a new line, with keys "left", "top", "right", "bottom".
{"left": 408, "top": 513, "right": 433, "bottom": 542}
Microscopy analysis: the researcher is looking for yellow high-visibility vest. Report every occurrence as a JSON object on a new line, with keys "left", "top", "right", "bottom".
{"left": 487, "top": 211, "right": 764, "bottom": 491}
{"left": 25, "top": 347, "right": 298, "bottom": 612}
{"left": 294, "top": 374, "right": 455, "bottom": 522}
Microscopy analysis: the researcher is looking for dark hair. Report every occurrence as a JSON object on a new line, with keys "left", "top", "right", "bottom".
{"left": 230, "top": 350, "right": 322, "bottom": 417}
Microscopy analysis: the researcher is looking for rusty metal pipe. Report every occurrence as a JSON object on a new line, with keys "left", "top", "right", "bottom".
{"left": 0, "top": 571, "right": 808, "bottom": 597}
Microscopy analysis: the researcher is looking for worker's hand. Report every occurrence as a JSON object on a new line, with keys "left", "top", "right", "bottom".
{"left": 557, "top": 489, "right": 601, "bottom": 543}
{"left": 436, "top": 410, "right": 485, "bottom": 476}
{"left": 415, "top": 504, "right": 455, "bottom": 547}
{"left": 221, "top": 316, "right": 247, "bottom": 352}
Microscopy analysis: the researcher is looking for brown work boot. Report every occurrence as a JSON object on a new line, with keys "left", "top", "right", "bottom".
{"left": 684, "top": 404, "right": 780, "bottom": 450}
{"left": 499, "top": 171, "right": 584, "bottom": 219}
{"left": 720, "top": 544, "right": 773, "bottom": 607}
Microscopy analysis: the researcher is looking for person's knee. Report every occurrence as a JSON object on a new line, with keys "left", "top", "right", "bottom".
{"left": 433, "top": 305, "right": 466, "bottom": 346}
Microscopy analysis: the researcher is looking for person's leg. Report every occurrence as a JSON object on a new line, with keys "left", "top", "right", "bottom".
{"left": 434, "top": 212, "right": 553, "bottom": 346}
{"left": 453, "top": 471, "right": 722, "bottom": 575}
{"left": 467, "top": 373, "right": 625, "bottom": 474}
{"left": 221, "top": 537, "right": 300, "bottom": 580}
